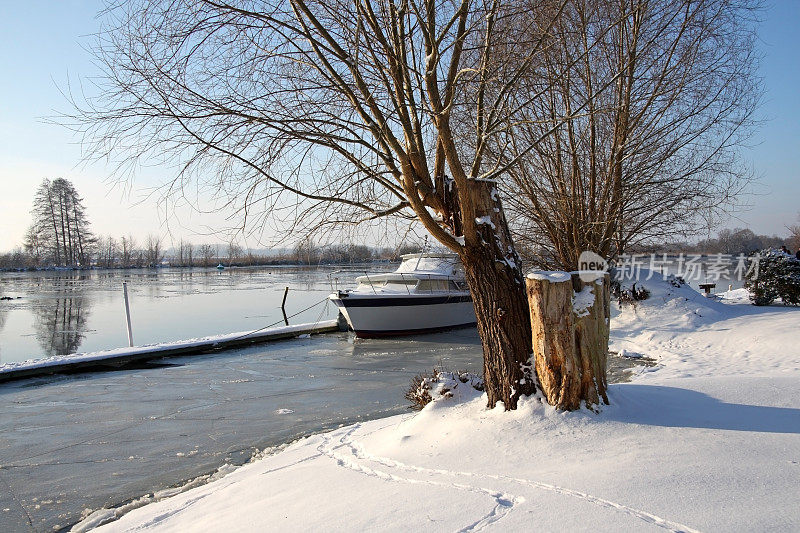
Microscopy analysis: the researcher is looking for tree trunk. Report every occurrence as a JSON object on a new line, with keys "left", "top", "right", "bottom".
{"left": 526, "top": 271, "right": 610, "bottom": 410}
{"left": 47, "top": 189, "right": 61, "bottom": 266}
{"left": 462, "top": 248, "right": 535, "bottom": 410}
{"left": 460, "top": 181, "right": 536, "bottom": 410}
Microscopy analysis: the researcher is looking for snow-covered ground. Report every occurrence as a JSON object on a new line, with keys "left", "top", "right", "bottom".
{"left": 80, "top": 277, "right": 800, "bottom": 532}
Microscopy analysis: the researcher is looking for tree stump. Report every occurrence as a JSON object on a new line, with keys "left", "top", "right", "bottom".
{"left": 526, "top": 271, "right": 610, "bottom": 410}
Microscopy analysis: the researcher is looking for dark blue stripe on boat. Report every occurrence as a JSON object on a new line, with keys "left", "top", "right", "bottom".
{"left": 354, "top": 322, "right": 478, "bottom": 338}
{"left": 330, "top": 294, "right": 472, "bottom": 307}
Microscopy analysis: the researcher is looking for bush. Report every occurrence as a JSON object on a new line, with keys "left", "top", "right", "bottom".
{"left": 744, "top": 249, "right": 800, "bottom": 306}
{"left": 669, "top": 276, "right": 686, "bottom": 288}
{"left": 405, "top": 369, "right": 484, "bottom": 410}
{"left": 610, "top": 280, "right": 651, "bottom": 307}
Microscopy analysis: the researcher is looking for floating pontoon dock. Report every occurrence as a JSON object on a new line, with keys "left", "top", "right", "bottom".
{"left": 0, "top": 320, "right": 342, "bottom": 383}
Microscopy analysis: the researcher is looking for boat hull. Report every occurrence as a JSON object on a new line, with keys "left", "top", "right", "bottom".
{"left": 330, "top": 294, "right": 476, "bottom": 337}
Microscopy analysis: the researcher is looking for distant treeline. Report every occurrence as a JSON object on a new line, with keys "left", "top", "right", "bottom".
{"left": 5, "top": 225, "right": 799, "bottom": 271}
{"left": 0, "top": 236, "right": 424, "bottom": 271}
{"left": 631, "top": 228, "right": 799, "bottom": 256}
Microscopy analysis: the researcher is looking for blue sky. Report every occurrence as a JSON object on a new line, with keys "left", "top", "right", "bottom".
{"left": 0, "top": 1, "right": 798, "bottom": 252}
{"left": 0, "top": 0, "right": 237, "bottom": 251}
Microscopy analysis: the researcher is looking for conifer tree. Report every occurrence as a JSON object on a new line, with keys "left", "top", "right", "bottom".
{"left": 29, "top": 178, "right": 95, "bottom": 267}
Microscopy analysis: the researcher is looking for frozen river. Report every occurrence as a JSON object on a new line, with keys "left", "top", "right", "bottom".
{"left": 0, "top": 266, "right": 387, "bottom": 365}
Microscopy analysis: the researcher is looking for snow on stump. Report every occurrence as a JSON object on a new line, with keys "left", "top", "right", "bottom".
{"left": 526, "top": 271, "right": 610, "bottom": 410}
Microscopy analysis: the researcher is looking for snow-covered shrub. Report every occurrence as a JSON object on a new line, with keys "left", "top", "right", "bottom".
{"left": 669, "top": 276, "right": 686, "bottom": 288}
{"left": 405, "top": 369, "right": 484, "bottom": 410}
{"left": 610, "top": 279, "right": 651, "bottom": 307}
{"left": 744, "top": 249, "right": 800, "bottom": 306}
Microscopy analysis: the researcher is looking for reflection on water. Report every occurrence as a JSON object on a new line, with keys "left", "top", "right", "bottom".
{"left": 32, "top": 295, "right": 91, "bottom": 356}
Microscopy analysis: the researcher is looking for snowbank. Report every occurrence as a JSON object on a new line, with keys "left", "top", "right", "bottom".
{"left": 82, "top": 275, "right": 800, "bottom": 532}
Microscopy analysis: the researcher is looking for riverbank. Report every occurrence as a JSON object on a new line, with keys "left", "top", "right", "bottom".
{"left": 85, "top": 277, "right": 800, "bottom": 532}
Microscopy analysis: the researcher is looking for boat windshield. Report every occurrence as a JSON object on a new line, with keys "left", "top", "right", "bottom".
{"left": 383, "top": 279, "right": 418, "bottom": 290}
{"left": 356, "top": 280, "right": 386, "bottom": 290}
{"left": 416, "top": 279, "right": 449, "bottom": 292}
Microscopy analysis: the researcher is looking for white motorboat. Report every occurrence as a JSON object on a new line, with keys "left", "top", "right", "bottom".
{"left": 329, "top": 253, "right": 476, "bottom": 337}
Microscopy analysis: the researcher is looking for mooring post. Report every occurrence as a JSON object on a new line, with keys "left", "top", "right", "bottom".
{"left": 122, "top": 282, "right": 134, "bottom": 347}
{"left": 281, "top": 286, "right": 289, "bottom": 326}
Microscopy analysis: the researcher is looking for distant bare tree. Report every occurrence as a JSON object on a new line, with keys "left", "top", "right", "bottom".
{"left": 185, "top": 241, "right": 194, "bottom": 267}
{"left": 322, "top": 243, "right": 373, "bottom": 263}
{"left": 121, "top": 235, "right": 137, "bottom": 267}
{"left": 787, "top": 214, "right": 800, "bottom": 253}
{"left": 73, "top": 0, "right": 585, "bottom": 408}
{"left": 97, "top": 235, "right": 120, "bottom": 268}
{"left": 293, "top": 237, "right": 320, "bottom": 265}
{"left": 198, "top": 243, "right": 217, "bottom": 267}
{"left": 176, "top": 239, "right": 195, "bottom": 267}
{"left": 145, "top": 234, "right": 164, "bottom": 266}
{"left": 502, "top": 0, "right": 761, "bottom": 269}
{"left": 716, "top": 228, "right": 780, "bottom": 254}
{"left": 23, "top": 226, "right": 46, "bottom": 266}
{"left": 226, "top": 241, "right": 243, "bottom": 264}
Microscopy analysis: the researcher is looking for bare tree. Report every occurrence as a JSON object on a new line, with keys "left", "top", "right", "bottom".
{"left": 184, "top": 241, "right": 194, "bottom": 267}
{"left": 145, "top": 234, "right": 164, "bottom": 267}
{"left": 74, "top": 0, "right": 583, "bottom": 408}
{"left": 293, "top": 237, "right": 320, "bottom": 265}
{"left": 23, "top": 226, "right": 46, "bottom": 266}
{"left": 121, "top": 235, "right": 136, "bottom": 267}
{"left": 785, "top": 213, "right": 800, "bottom": 254}
{"left": 176, "top": 239, "right": 196, "bottom": 267}
{"left": 226, "top": 241, "right": 243, "bottom": 264}
{"left": 502, "top": 0, "right": 761, "bottom": 269}
{"left": 198, "top": 243, "right": 217, "bottom": 266}
{"left": 97, "top": 235, "right": 120, "bottom": 268}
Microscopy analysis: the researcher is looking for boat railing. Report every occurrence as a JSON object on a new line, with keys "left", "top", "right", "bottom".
{"left": 363, "top": 271, "right": 378, "bottom": 294}
{"left": 327, "top": 270, "right": 340, "bottom": 292}
{"left": 397, "top": 273, "right": 412, "bottom": 295}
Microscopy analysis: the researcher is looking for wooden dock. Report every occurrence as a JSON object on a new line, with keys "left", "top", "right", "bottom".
{"left": 0, "top": 319, "right": 342, "bottom": 383}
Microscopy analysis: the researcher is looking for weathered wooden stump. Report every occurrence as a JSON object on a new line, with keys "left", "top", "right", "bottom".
{"left": 526, "top": 271, "right": 610, "bottom": 410}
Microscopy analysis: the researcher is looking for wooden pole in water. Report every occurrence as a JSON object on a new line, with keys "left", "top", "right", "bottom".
{"left": 281, "top": 286, "right": 289, "bottom": 326}
{"left": 123, "top": 282, "right": 134, "bottom": 347}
